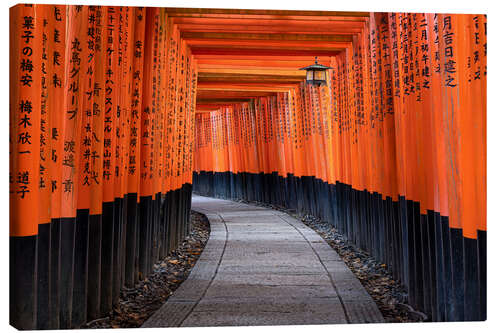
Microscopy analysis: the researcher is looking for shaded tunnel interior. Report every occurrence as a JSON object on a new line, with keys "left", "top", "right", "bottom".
{"left": 10, "top": 4, "right": 486, "bottom": 329}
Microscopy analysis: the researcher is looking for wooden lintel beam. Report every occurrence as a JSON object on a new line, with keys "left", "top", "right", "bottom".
{"left": 198, "top": 67, "right": 306, "bottom": 76}
{"left": 176, "top": 23, "right": 362, "bottom": 35}
{"left": 198, "top": 79, "right": 303, "bottom": 85}
{"left": 190, "top": 47, "right": 341, "bottom": 57}
{"left": 196, "top": 62, "right": 322, "bottom": 70}
{"left": 198, "top": 88, "right": 297, "bottom": 93}
{"left": 172, "top": 17, "right": 366, "bottom": 27}
{"left": 193, "top": 54, "right": 333, "bottom": 61}
{"left": 197, "top": 73, "right": 305, "bottom": 83}
{"left": 198, "top": 87, "right": 291, "bottom": 93}
{"left": 181, "top": 31, "right": 352, "bottom": 42}
{"left": 197, "top": 90, "right": 278, "bottom": 96}
{"left": 197, "top": 99, "right": 255, "bottom": 104}
{"left": 164, "top": 7, "right": 369, "bottom": 18}
{"left": 198, "top": 81, "right": 299, "bottom": 87}
{"left": 185, "top": 39, "right": 350, "bottom": 48}
{"left": 195, "top": 110, "right": 218, "bottom": 113}
{"left": 197, "top": 84, "right": 298, "bottom": 93}
{"left": 197, "top": 103, "right": 242, "bottom": 109}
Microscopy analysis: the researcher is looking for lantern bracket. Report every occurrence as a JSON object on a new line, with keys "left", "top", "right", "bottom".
{"left": 299, "top": 56, "right": 332, "bottom": 86}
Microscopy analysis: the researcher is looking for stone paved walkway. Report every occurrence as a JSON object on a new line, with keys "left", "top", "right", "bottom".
{"left": 142, "top": 195, "right": 384, "bottom": 327}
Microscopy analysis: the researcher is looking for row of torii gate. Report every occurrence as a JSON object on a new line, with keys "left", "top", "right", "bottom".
{"left": 10, "top": 4, "right": 486, "bottom": 329}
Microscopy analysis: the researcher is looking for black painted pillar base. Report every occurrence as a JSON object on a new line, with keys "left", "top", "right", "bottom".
{"left": 168, "top": 189, "right": 178, "bottom": 253}
{"left": 36, "top": 223, "right": 50, "bottom": 329}
{"left": 138, "top": 196, "right": 152, "bottom": 281}
{"left": 100, "top": 201, "right": 114, "bottom": 316}
{"left": 478, "top": 230, "right": 487, "bottom": 321}
{"left": 464, "top": 236, "right": 480, "bottom": 321}
{"left": 450, "top": 227, "right": 465, "bottom": 321}
{"left": 10, "top": 235, "right": 37, "bottom": 330}
{"left": 72, "top": 209, "right": 89, "bottom": 328}
{"left": 87, "top": 213, "right": 102, "bottom": 321}
{"left": 49, "top": 218, "right": 61, "bottom": 329}
{"left": 59, "top": 217, "right": 75, "bottom": 329}
{"left": 125, "top": 193, "right": 138, "bottom": 288}
{"left": 112, "top": 198, "right": 123, "bottom": 306}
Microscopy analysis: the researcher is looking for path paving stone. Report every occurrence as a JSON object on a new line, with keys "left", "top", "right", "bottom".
{"left": 142, "top": 195, "right": 384, "bottom": 327}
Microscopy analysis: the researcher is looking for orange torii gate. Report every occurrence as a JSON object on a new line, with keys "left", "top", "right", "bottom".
{"left": 190, "top": 10, "right": 486, "bottom": 324}
{"left": 10, "top": 5, "right": 486, "bottom": 329}
{"left": 10, "top": 5, "right": 197, "bottom": 329}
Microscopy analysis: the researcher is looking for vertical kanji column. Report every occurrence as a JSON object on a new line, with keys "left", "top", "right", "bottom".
{"left": 87, "top": 5, "right": 107, "bottom": 321}
{"left": 10, "top": 4, "right": 42, "bottom": 329}
{"left": 35, "top": 5, "right": 52, "bottom": 329}
{"left": 138, "top": 6, "right": 158, "bottom": 278}
{"left": 100, "top": 5, "right": 118, "bottom": 315}
{"left": 72, "top": 6, "right": 93, "bottom": 326}
{"left": 124, "top": 6, "right": 145, "bottom": 287}
{"left": 47, "top": 5, "right": 66, "bottom": 329}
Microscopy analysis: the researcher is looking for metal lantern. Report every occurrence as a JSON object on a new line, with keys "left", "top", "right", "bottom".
{"left": 299, "top": 57, "right": 332, "bottom": 86}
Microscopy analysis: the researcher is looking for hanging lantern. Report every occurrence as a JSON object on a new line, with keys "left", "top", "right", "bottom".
{"left": 299, "top": 57, "right": 332, "bottom": 86}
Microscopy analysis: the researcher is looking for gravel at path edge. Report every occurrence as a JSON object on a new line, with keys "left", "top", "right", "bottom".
{"left": 82, "top": 211, "right": 210, "bottom": 329}
{"left": 234, "top": 198, "right": 427, "bottom": 323}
